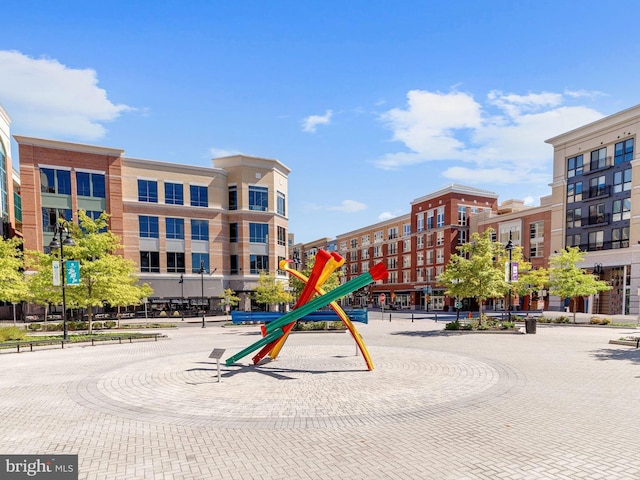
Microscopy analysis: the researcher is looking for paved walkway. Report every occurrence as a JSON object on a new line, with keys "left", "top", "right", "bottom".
{"left": 1, "top": 315, "right": 639, "bottom": 479}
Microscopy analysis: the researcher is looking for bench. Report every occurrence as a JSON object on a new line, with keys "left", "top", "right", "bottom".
{"left": 1, "top": 333, "right": 164, "bottom": 354}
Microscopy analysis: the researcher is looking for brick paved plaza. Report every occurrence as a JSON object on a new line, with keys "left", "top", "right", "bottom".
{"left": 1, "top": 315, "right": 639, "bottom": 479}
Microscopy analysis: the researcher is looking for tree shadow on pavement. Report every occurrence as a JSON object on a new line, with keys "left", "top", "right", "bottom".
{"left": 591, "top": 347, "right": 640, "bottom": 366}
{"left": 390, "top": 330, "right": 450, "bottom": 338}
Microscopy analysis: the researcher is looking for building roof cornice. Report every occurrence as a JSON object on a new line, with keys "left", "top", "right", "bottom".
{"left": 411, "top": 183, "right": 498, "bottom": 204}
{"left": 13, "top": 135, "right": 124, "bottom": 156}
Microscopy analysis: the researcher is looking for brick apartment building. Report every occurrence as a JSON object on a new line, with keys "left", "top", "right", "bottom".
{"left": 16, "top": 136, "right": 290, "bottom": 313}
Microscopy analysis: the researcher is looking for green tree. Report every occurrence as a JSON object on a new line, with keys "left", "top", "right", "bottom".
{"left": 26, "top": 212, "right": 153, "bottom": 332}
{"left": 495, "top": 242, "right": 550, "bottom": 310}
{"left": 548, "top": 246, "right": 611, "bottom": 323}
{"left": 218, "top": 288, "right": 240, "bottom": 319}
{"left": 438, "top": 229, "right": 508, "bottom": 322}
{"left": 253, "top": 271, "right": 294, "bottom": 311}
{"left": 0, "top": 237, "right": 29, "bottom": 314}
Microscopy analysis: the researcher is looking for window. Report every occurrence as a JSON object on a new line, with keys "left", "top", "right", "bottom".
{"left": 277, "top": 191, "right": 286, "bottom": 216}
{"left": 77, "top": 172, "right": 106, "bottom": 198}
{"left": 614, "top": 138, "right": 634, "bottom": 165}
{"left": 387, "top": 257, "right": 397, "bottom": 269}
{"left": 458, "top": 206, "right": 467, "bottom": 226}
{"left": 361, "top": 248, "right": 370, "bottom": 259}
{"left": 388, "top": 227, "right": 398, "bottom": 240}
{"left": 374, "top": 231, "right": 383, "bottom": 243}
{"left": 567, "top": 155, "right": 583, "bottom": 177}
{"left": 426, "top": 233, "right": 434, "bottom": 248}
{"left": 250, "top": 255, "right": 268, "bottom": 273}
{"left": 566, "top": 208, "right": 582, "bottom": 229}
{"left": 140, "top": 252, "right": 160, "bottom": 273}
{"left": 612, "top": 227, "right": 630, "bottom": 249}
{"left": 567, "top": 182, "right": 582, "bottom": 203}
{"left": 436, "top": 207, "right": 445, "bottom": 227}
{"left": 436, "top": 248, "right": 444, "bottom": 264}
{"left": 417, "top": 213, "right": 424, "bottom": 232}
{"left": 361, "top": 234, "right": 370, "bottom": 246}
{"left": 612, "top": 199, "right": 631, "bottom": 222}
{"left": 40, "top": 168, "right": 71, "bottom": 195}
{"left": 613, "top": 169, "right": 632, "bottom": 193}
{"left": 388, "top": 242, "right": 398, "bottom": 254}
{"left": 566, "top": 233, "right": 581, "bottom": 248}
{"left": 427, "top": 211, "right": 434, "bottom": 230}
{"left": 350, "top": 238, "right": 358, "bottom": 248}
{"left": 426, "top": 250, "right": 434, "bottom": 264}
{"left": 530, "top": 221, "right": 544, "bottom": 239}
{"left": 589, "top": 203, "right": 605, "bottom": 225}
{"left": 230, "top": 223, "right": 238, "bottom": 243}
{"left": 373, "top": 245, "right": 382, "bottom": 257}
{"left": 417, "top": 235, "right": 424, "bottom": 249}
{"left": 529, "top": 242, "right": 543, "bottom": 258}
{"left": 165, "top": 183, "right": 184, "bottom": 205}
{"left": 249, "top": 186, "right": 268, "bottom": 211}
{"left": 191, "top": 219, "right": 209, "bottom": 241}
{"left": 228, "top": 186, "right": 237, "bottom": 210}
{"left": 436, "top": 231, "right": 444, "bottom": 246}
{"left": 417, "top": 251, "right": 424, "bottom": 266}
{"left": 138, "top": 179, "right": 158, "bottom": 203}
{"left": 249, "top": 223, "right": 268, "bottom": 243}
{"left": 590, "top": 147, "right": 607, "bottom": 171}
{"left": 403, "top": 239, "right": 411, "bottom": 251}
{"left": 166, "top": 218, "right": 184, "bottom": 239}
{"left": 403, "top": 224, "right": 411, "bottom": 237}
{"left": 458, "top": 229, "right": 467, "bottom": 244}
{"left": 42, "top": 208, "right": 72, "bottom": 232}
{"left": 277, "top": 226, "right": 286, "bottom": 246}
{"left": 588, "top": 231, "right": 604, "bottom": 251}
{"left": 139, "top": 216, "right": 159, "bottom": 238}
{"left": 403, "top": 255, "right": 411, "bottom": 268}
{"left": 589, "top": 176, "right": 606, "bottom": 198}
{"left": 84, "top": 211, "right": 107, "bottom": 233}
{"left": 278, "top": 256, "right": 287, "bottom": 275}
{"left": 167, "top": 252, "right": 185, "bottom": 273}
{"left": 190, "top": 185, "right": 208, "bottom": 207}
{"left": 192, "top": 253, "right": 209, "bottom": 273}
{"left": 230, "top": 255, "right": 238, "bottom": 274}
{"left": 425, "top": 267, "right": 434, "bottom": 281}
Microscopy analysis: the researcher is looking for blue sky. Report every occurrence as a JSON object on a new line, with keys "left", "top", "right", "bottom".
{"left": 1, "top": 1, "right": 640, "bottom": 243}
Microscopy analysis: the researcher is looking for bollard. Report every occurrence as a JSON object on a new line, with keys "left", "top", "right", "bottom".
{"left": 411, "top": 314, "right": 414, "bottom": 323}
{"left": 434, "top": 312, "right": 438, "bottom": 322}
{"left": 389, "top": 313, "right": 391, "bottom": 322}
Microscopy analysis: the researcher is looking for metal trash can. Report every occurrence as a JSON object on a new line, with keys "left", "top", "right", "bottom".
{"left": 525, "top": 317, "right": 537, "bottom": 334}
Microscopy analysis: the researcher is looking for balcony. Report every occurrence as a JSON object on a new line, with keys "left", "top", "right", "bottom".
{"left": 586, "top": 185, "right": 611, "bottom": 200}
{"left": 586, "top": 213, "right": 610, "bottom": 227}
{"left": 583, "top": 156, "right": 613, "bottom": 174}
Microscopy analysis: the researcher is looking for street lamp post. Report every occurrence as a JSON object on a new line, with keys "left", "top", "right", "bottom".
{"left": 49, "top": 222, "right": 76, "bottom": 340}
{"left": 505, "top": 233, "right": 515, "bottom": 323}
{"left": 179, "top": 274, "right": 184, "bottom": 320}
{"left": 593, "top": 264, "right": 603, "bottom": 314}
{"left": 200, "top": 260, "right": 206, "bottom": 328}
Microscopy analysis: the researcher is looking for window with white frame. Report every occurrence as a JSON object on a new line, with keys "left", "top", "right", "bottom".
{"left": 436, "top": 231, "right": 444, "bottom": 246}
{"left": 613, "top": 199, "right": 631, "bottom": 222}
{"left": 374, "top": 231, "right": 383, "bottom": 243}
{"left": 426, "top": 233, "right": 434, "bottom": 248}
{"left": 436, "top": 266, "right": 444, "bottom": 277}
{"left": 388, "top": 271, "right": 398, "bottom": 283}
{"left": 417, "top": 251, "right": 424, "bottom": 266}
{"left": 417, "top": 213, "right": 424, "bottom": 232}
{"left": 403, "top": 270, "right": 411, "bottom": 283}
{"left": 361, "top": 248, "right": 370, "bottom": 259}
{"left": 403, "top": 224, "right": 411, "bottom": 237}
{"left": 436, "top": 207, "right": 445, "bottom": 227}
{"left": 374, "top": 245, "right": 382, "bottom": 257}
{"left": 403, "top": 239, "right": 411, "bottom": 251}
{"left": 350, "top": 238, "right": 358, "bottom": 248}
{"left": 417, "top": 235, "right": 424, "bottom": 249}
{"left": 529, "top": 221, "right": 544, "bottom": 258}
{"left": 361, "top": 234, "right": 370, "bottom": 246}
{"left": 426, "top": 250, "right": 434, "bottom": 264}
{"left": 388, "top": 227, "right": 398, "bottom": 240}
{"left": 387, "top": 257, "right": 398, "bottom": 269}
{"left": 457, "top": 229, "right": 467, "bottom": 244}
{"left": 403, "top": 255, "right": 411, "bottom": 268}
{"left": 425, "top": 267, "right": 434, "bottom": 281}
{"left": 427, "top": 210, "right": 434, "bottom": 229}
{"left": 339, "top": 241, "right": 347, "bottom": 252}
{"left": 458, "top": 206, "right": 467, "bottom": 226}
{"left": 361, "top": 261, "right": 370, "bottom": 272}
{"left": 436, "top": 248, "right": 444, "bottom": 264}
{"left": 388, "top": 242, "right": 398, "bottom": 254}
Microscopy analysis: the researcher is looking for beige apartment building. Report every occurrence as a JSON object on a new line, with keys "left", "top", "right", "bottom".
{"left": 16, "top": 136, "right": 290, "bottom": 313}
{"left": 547, "top": 104, "right": 640, "bottom": 315}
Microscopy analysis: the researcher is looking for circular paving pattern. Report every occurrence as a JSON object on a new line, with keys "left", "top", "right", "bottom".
{"left": 68, "top": 345, "right": 525, "bottom": 429}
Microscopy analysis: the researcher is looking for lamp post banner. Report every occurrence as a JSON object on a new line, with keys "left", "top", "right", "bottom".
{"left": 65, "top": 261, "right": 81, "bottom": 286}
{"left": 52, "top": 261, "right": 61, "bottom": 286}
{"left": 511, "top": 262, "right": 519, "bottom": 281}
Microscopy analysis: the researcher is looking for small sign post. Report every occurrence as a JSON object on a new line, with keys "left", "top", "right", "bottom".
{"left": 379, "top": 293, "right": 386, "bottom": 320}
{"left": 209, "top": 348, "right": 226, "bottom": 383}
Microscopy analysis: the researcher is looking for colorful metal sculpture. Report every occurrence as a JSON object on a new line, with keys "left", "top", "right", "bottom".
{"left": 224, "top": 252, "right": 387, "bottom": 370}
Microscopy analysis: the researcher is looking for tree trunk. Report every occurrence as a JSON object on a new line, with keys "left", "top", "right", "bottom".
{"left": 572, "top": 297, "right": 577, "bottom": 324}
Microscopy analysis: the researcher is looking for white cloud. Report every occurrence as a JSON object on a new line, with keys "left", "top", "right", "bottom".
{"left": 378, "top": 211, "right": 394, "bottom": 221}
{"left": 328, "top": 199, "right": 366, "bottom": 213}
{"left": 0, "top": 50, "right": 132, "bottom": 139}
{"left": 376, "top": 88, "right": 604, "bottom": 180}
{"left": 210, "top": 147, "right": 241, "bottom": 158}
{"left": 302, "top": 109, "right": 333, "bottom": 133}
